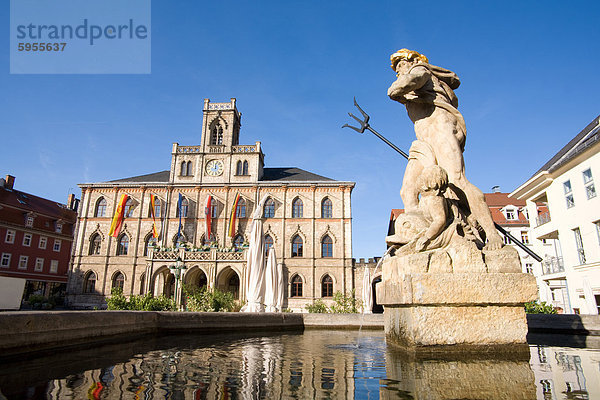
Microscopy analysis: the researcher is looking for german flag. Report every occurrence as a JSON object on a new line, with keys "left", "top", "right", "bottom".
{"left": 228, "top": 193, "right": 241, "bottom": 237}
{"left": 109, "top": 194, "right": 128, "bottom": 237}
{"left": 149, "top": 194, "right": 159, "bottom": 238}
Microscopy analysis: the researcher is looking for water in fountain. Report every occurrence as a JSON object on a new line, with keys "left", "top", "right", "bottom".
{"left": 1, "top": 330, "right": 598, "bottom": 399}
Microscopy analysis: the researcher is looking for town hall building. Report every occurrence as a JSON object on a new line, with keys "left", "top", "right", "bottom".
{"left": 67, "top": 98, "right": 355, "bottom": 311}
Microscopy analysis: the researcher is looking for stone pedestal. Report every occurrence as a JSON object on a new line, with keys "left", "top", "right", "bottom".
{"left": 378, "top": 267, "right": 538, "bottom": 351}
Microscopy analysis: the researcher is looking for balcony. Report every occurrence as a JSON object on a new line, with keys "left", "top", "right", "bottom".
{"left": 536, "top": 212, "right": 551, "bottom": 227}
{"left": 150, "top": 247, "right": 247, "bottom": 263}
{"left": 542, "top": 256, "right": 564, "bottom": 275}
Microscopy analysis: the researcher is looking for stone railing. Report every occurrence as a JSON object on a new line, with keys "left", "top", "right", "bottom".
{"left": 207, "top": 102, "right": 233, "bottom": 110}
{"left": 150, "top": 248, "right": 247, "bottom": 262}
{"left": 542, "top": 256, "right": 564, "bottom": 275}
{"left": 217, "top": 251, "right": 244, "bottom": 261}
{"left": 151, "top": 250, "right": 179, "bottom": 261}
{"left": 232, "top": 145, "right": 257, "bottom": 153}
{"left": 175, "top": 145, "right": 257, "bottom": 154}
{"left": 536, "top": 212, "right": 551, "bottom": 227}
{"left": 176, "top": 146, "right": 203, "bottom": 154}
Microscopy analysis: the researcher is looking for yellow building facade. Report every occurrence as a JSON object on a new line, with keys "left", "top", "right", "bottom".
{"left": 67, "top": 98, "right": 355, "bottom": 311}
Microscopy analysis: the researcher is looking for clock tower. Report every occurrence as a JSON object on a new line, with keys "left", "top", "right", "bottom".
{"left": 169, "top": 98, "right": 264, "bottom": 185}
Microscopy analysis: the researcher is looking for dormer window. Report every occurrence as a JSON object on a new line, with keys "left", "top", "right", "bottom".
{"left": 501, "top": 206, "right": 517, "bottom": 221}
{"left": 25, "top": 214, "right": 35, "bottom": 228}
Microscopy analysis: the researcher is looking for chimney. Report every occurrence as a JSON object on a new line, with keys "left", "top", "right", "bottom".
{"left": 67, "top": 194, "right": 80, "bottom": 211}
{"left": 492, "top": 185, "right": 500, "bottom": 193}
{"left": 5, "top": 175, "right": 15, "bottom": 190}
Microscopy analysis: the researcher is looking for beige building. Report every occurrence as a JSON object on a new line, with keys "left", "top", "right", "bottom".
{"left": 67, "top": 98, "right": 355, "bottom": 311}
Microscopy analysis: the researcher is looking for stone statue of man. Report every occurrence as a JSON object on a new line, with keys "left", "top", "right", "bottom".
{"left": 387, "top": 49, "right": 503, "bottom": 250}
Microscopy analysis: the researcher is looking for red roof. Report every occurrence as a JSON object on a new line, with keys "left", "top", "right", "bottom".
{"left": 484, "top": 192, "right": 528, "bottom": 225}
{"left": 484, "top": 192, "right": 526, "bottom": 207}
{"left": 390, "top": 209, "right": 404, "bottom": 221}
{"left": 0, "top": 187, "right": 76, "bottom": 222}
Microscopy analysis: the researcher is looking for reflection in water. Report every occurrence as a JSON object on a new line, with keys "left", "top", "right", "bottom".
{"left": 1, "top": 331, "right": 600, "bottom": 399}
{"left": 530, "top": 342, "right": 600, "bottom": 400}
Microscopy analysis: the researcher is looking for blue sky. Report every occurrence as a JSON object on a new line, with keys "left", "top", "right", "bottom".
{"left": 1, "top": 1, "right": 599, "bottom": 258}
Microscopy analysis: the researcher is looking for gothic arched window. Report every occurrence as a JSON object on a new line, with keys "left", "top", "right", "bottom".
{"left": 292, "top": 235, "right": 303, "bottom": 257}
{"left": 242, "top": 160, "right": 249, "bottom": 175}
{"left": 233, "top": 235, "right": 244, "bottom": 249}
{"left": 265, "top": 234, "right": 274, "bottom": 255}
{"left": 84, "top": 271, "right": 96, "bottom": 293}
{"left": 321, "top": 275, "right": 333, "bottom": 297}
{"left": 144, "top": 235, "right": 157, "bottom": 256}
{"left": 321, "top": 197, "right": 333, "bottom": 218}
{"left": 113, "top": 272, "right": 125, "bottom": 292}
{"left": 116, "top": 234, "right": 129, "bottom": 256}
{"left": 292, "top": 197, "right": 303, "bottom": 218}
{"left": 211, "top": 123, "right": 223, "bottom": 145}
{"left": 291, "top": 275, "right": 303, "bottom": 297}
{"left": 89, "top": 234, "right": 101, "bottom": 255}
{"left": 180, "top": 161, "right": 187, "bottom": 176}
{"left": 177, "top": 197, "right": 189, "bottom": 218}
{"left": 95, "top": 198, "right": 107, "bottom": 217}
{"left": 186, "top": 161, "right": 193, "bottom": 176}
{"left": 236, "top": 160, "right": 243, "bottom": 175}
{"left": 263, "top": 198, "right": 275, "bottom": 218}
{"left": 321, "top": 235, "right": 333, "bottom": 258}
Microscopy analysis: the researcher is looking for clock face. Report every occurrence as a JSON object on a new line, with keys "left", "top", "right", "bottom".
{"left": 205, "top": 159, "right": 224, "bottom": 176}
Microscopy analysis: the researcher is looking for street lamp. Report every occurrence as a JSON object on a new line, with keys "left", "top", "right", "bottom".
{"left": 169, "top": 256, "right": 186, "bottom": 310}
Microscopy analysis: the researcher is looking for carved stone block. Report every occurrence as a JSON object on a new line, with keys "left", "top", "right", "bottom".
{"left": 483, "top": 245, "right": 522, "bottom": 273}
{"left": 428, "top": 250, "right": 452, "bottom": 273}
{"left": 446, "top": 241, "right": 487, "bottom": 273}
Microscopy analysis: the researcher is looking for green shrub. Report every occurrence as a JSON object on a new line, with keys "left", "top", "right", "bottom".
{"left": 145, "top": 295, "right": 176, "bottom": 311}
{"left": 525, "top": 300, "right": 557, "bottom": 314}
{"left": 27, "top": 294, "right": 46, "bottom": 305}
{"left": 106, "top": 288, "right": 129, "bottom": 310}
{"left": 106, "top": 288, "right": 176, "bottom": 311}
{"left": 184, "top": 285, "right": 236, "bottom": 312}
{"left": 329, "top": 289, "right": 362, "bottom": 313}
{"left": 305, "top": 299, "right": 329, "bottom": 313}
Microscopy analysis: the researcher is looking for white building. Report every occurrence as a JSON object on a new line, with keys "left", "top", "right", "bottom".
{"left": 511, "top": 115, "right": 600, "bottom": 314}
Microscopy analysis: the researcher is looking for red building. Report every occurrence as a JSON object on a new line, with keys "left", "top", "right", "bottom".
{"left": 0, "top": 175, "right": 78, "bottom": 305}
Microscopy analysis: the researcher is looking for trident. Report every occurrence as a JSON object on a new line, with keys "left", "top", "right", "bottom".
{"left": 342, "top": 98, "right": 542, "bottom": 262}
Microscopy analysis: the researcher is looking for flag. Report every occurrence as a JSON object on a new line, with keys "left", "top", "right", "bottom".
{"left": 149, "top": 194, "right": 159, "bottom": 238}
{"left": 177, "top": 193, "right": 183, "bottom": 243}
{"left": 205, "top": 195, "right": 212, "bottom": 242}
{"left": 109, "top": 194, "right": 128, "bottom": 237}
{"left": 228, "top": 193, "right": 241, "bottom": 237}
